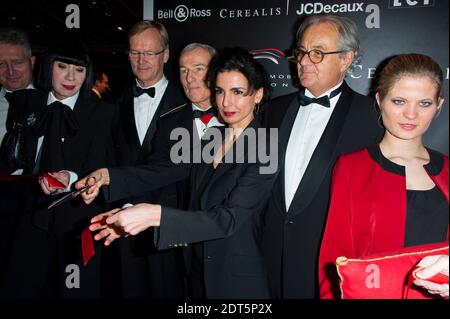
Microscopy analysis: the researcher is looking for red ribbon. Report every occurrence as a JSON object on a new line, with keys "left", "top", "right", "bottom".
{"left": 0, "top": 172, "right": 66, "bottom": 188}
{"left": 82, "top": 216, "right": 107, "bottom": 266}
{"left": 81, "top": 226, "right": 95, "bottom": 266}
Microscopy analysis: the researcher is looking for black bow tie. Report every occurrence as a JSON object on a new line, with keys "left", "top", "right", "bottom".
{"left": 297, "top": 85, "right": 343, "bottom": 108}
{"left": 133, "top": 86, "right": 155, "bottom": 98}
{"left": 4, "top": 92, "right": 12, "bottom": 103}
{"left": 192, "top": 107, "right": 216, "bottom": 119}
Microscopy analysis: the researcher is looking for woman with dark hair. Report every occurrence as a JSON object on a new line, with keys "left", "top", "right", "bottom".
{"left": 87, "top": 47, "right": 278, "bottom": 299}
{"left": 0, "top": 34, "right": 117, "bottom": 298}
{"left": 319, "top": 54, "right": 448, "bottom": 299}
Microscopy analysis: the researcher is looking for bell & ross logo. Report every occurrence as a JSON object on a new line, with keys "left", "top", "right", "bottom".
{"left": 157, "top": 4, "right": 211, "bottom": 22}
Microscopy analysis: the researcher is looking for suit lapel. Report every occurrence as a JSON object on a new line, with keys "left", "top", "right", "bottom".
{"left": 287, "top": 82, "right": 354, "bottom": 215}
{"left": 121, "top": 89, "right": 141, "bottom": 153}
{"left": 26, "top": 93, "right": 47, "bottom": 172}
{"left": 136, "top": 83, "right": 174, "bottom": 163}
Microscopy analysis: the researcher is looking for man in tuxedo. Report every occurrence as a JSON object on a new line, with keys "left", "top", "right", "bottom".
{"left": 0, "top": 27, "right": 35, "bottom": 278}
{"left": 107, "top": 20, "right": 186, "bottom": 298}
{"left": 114, "top": 20, "right": 184, "bottom": 166}
{"left": 0, "top": 27, "right": 35, "bottom": 147}
{"left": 261, "top": 14, "right": 383, "bottom": 298}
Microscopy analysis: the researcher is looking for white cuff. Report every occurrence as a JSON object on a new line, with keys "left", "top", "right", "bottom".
{"left": 61, "top": 170, "right": 78, "bottom": 192}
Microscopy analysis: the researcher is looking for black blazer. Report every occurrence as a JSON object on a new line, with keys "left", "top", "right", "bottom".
{"left": 154, "top": 119, "right": 279, "bottom": 299}
{"left": 1, "top": 89, "right": 117, "bottom": 298}
{"left": 261, "top": 82, "right": 384, "bottom": 298}
{"left": 104, "top": 102, "right": 196, "bottom": 203}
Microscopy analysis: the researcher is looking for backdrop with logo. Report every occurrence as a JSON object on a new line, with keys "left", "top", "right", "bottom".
{"left": 147, "top": 0, "right": 449, "bottom": 154}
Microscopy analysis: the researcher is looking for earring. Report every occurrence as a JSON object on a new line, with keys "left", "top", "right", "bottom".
{"left": 254, "top": 103, "right": 260, "bottom": 115}
{"left": 434, "top": 107, "right": 442, "bottom": 119}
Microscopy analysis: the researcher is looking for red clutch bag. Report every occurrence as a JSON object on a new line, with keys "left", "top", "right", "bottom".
{"left": 336, "top": 242, "right": 448, "bottom": 299}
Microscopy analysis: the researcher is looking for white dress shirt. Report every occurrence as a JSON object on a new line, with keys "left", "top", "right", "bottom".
{"left": 284, "top": 81, "right": 343, "bottom": 210}
{"left": 134, "top": 76, "right": 168, "bottom": 144}
{"left": 0, "top": 84, "right": 34, "bottom": 143}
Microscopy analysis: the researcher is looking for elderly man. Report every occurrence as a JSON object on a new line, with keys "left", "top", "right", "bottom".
{"left": 261, "top": 14, "right": 383, "bottom": 298}
{"left": 101, "top": 20, "right": 186, "bottom": 299}
{"left": 0, "top": 28, "right": 35, "bottom": 144}
{"left": 77, "top": 42, "right": 219, "bottom": 299}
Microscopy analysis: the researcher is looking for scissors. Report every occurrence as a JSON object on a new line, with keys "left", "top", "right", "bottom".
{"left": 48, "top": 185, "right": 90, "bottom": 209}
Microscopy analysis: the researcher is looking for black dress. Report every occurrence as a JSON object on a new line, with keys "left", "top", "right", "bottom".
{"left": 404, "top": 187, "right": 448, "bottom": 247}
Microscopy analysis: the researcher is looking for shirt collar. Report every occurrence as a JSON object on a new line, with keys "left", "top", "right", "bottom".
{"left": 92, "top": 88, "right": 101, "bottom": 98}
{"left": 1, "top": 83, "right": 35, "bottom": 97}
{"left": 191, "top": 103, "right": 213, "bottom": 112}
{"left": 135, "top": 75, "right": 167, "bottom": 92}
{"left": 305, "top": 81, "right": 343, "bottom": 99}
{"left": 47, "top": 91, "right": 79, "bottom": 110}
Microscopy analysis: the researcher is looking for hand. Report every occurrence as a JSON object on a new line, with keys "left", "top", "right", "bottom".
{"left": 75, "top": 168, "right": 110, "bottom": 205}
{"left": 414, "top": 254, "right": 449, "bottom": 298}
{"left": 89, "top": 208, "right": 124, "bottom": 246}
{"left": 39, "top": 171, "right": 69, "bottom": 195}
{"left": 106, "top": 203, "right": 161, "bottom": 237}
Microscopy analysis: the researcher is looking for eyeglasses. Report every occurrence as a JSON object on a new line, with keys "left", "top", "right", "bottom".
{"left": 289, "top": 48, "right": 346, "bottom": 64}
{"left": 127, "top": 49, "right": 165, "bottom": 59}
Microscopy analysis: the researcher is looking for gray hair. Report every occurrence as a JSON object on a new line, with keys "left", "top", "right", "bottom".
{"left": 296, "top": 14, "right": 361, "bottom": 74}
{"left": 180, "top": 43, "right": 217, "bottom": 59}
{"left": 0, "top": 28, "right": 32, "bottom": 57}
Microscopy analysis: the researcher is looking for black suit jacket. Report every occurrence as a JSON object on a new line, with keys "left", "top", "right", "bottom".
{"left": 155, "top": 119, "right": 278, "bottom": 298}
{"left": 261, "top": 82, "right": 384, "bottom": 298}
{"left": 113, "top": 81, "right": 185, "bottom": 166}
{"left": 1, "top": 89, "right": 117, "bottom": 298}
{"left": 104, "top": 102, "right": 196, "bottom": 203}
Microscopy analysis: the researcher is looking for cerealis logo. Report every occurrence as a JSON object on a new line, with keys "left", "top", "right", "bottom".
{"left": 157, "top": 5, "right": 211, "bottom": 22}
{"left": 250, "top": 48, "right": 287, "bottom": 65}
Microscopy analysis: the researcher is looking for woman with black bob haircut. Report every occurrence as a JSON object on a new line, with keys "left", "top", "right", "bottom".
{"left": 38, "top": 35, "right": 93, "bottom": 96}
{"left": 1, "top": 33, "right": 117, "bottom": 298}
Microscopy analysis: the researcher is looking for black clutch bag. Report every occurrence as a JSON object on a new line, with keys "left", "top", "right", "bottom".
{"left": 2, "top": 121, "right": 26, "bottom": 169}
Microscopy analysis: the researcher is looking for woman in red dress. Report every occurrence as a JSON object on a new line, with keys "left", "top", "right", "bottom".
{"left": 319, "top": 53, "right": 448, "bottom": 299}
